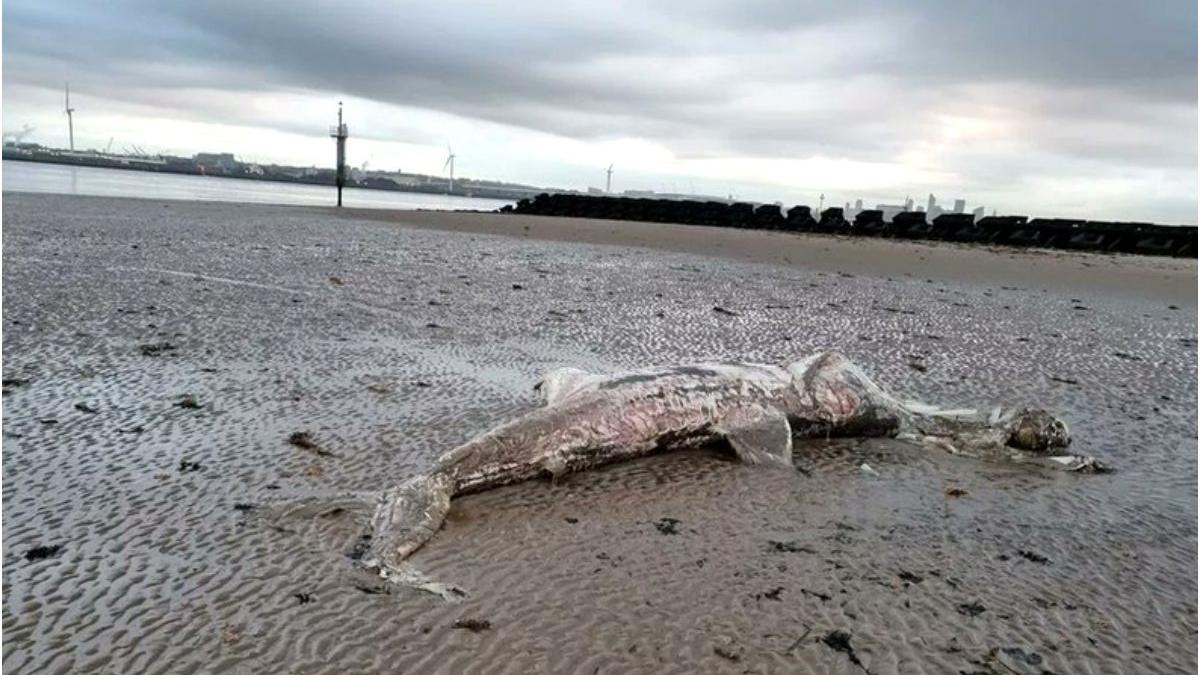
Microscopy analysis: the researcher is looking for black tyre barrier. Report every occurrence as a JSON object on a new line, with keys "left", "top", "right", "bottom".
{"left": 933, "top": 214, "right": 982, "bottom": 242}
{"left": 785, "top": 205, "right": 817, "bottom": 232}
{"left": 853, "top": 209, "right": 888, "bottom": 237}
{"left": 976, "top": 216, "right": 1029, "bottom": 246}
{"left": 889, "top": 211, "right": 926, "bottom": 240}
{"left": 754, "top": 204, "right": 785, "bottom": 230}
{"left": 893, "top": 211, "right": 933, "bottom": 240}
{"left": 728, "top": 202, "right": 755, "bottom": 229}
{"left": 507, "top": 194, "right": 1196, "bottom": 258}
{"left": 817, "top": 207, "right": 849, "bottom": 234}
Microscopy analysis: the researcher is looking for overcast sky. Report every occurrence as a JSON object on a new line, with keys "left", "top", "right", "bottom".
{"left": 3, "top": 1, "right": 1197, "bottom": 222}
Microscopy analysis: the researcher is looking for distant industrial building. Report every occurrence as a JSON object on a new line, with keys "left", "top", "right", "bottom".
{"left": 876, "top": 196, "right": 915, "bottom": 222}
{"left": 194, "top": 152, "right": 238, "bottom": 171}
{"left": 869, "top": 194, "right": 984, "bottom": 222}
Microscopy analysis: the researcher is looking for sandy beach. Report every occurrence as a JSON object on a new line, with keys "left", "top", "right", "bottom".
{"left": 340, "top": 207, "right": 1197, "bottom": 306}
{"left": 3, "top": 192, "right": 1196, "bottom": 674}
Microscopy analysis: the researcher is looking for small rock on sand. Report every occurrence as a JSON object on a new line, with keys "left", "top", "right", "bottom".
{"left": 25, "top": 545, "right": 62, "bottom": 562}
{"left": 452, "top": 618, "right": 492, "bottom": 633}
{"left": 654, "top": 517, "right": 681, "bottom": 535}
{"left": 1018, "top": 549, "right": 1051, "bottom": 564}
{"left": 174, "top": 395, "right": 202, "bottom": 409}
{"left": 139, "top": 342, "right": 177, "bottom": 357}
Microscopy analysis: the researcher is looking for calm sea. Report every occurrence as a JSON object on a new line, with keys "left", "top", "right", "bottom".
{"left": 1, "top": 160, "right": 514, "bottom": 212}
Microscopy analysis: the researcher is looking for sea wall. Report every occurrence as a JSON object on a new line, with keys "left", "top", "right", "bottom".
{"left": 503, "top": 193, "right": 1197, "bottom": 258}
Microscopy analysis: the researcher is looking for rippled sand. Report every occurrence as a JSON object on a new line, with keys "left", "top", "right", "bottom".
{"left": 3, "top": 193, "right": 1196, "bottom": 674}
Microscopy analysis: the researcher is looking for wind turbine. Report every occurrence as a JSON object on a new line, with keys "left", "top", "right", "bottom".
{"left": 64, "top": 83, "right": 76, "bottom": 151}
{"left": 605, "top": 164, "right": 613, "bottom": 193}
{"left": 443, "top": 146, "right": 456, "bottom": 194}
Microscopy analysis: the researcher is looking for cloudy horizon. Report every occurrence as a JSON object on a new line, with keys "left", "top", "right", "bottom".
{"left": 3, "top": 1, "right": 1197, "bottom": 223}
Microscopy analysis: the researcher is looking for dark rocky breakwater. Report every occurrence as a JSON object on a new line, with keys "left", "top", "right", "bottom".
{"left": 506, "top": 193, "right": 1197, "bottom": 258}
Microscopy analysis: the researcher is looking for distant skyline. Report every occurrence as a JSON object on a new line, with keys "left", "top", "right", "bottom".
{"left": 3, "top": 1, "right": 1197, "bottom": 223}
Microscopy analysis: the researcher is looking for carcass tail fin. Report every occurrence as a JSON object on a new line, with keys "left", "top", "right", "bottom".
{"left": 360, "top": 473, "right": 462, "bottom": 598}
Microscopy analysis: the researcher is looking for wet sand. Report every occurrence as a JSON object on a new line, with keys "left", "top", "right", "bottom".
{"left": 3, "top": 193, "right": 1197, "bottom": 674}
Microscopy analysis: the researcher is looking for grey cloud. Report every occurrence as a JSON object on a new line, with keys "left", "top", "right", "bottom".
{"left": 3, "top": 0, "right": 1196, "bottom": 184}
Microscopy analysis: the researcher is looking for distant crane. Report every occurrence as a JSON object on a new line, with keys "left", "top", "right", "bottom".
{"left": 443, "top": 146, "right": 456, "bottom": 194}
{"left": 64, "top": 82, "right": 76, "bottom": 151}
{"left": 605, "top": 164, "right": 613, "bottom": 193}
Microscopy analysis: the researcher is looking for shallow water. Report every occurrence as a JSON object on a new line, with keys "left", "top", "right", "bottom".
{"left": 2, "top": 160, "right": 513, "bottom": 212}
{"left": 3, "top": 193, "right": 1196, "bottom": 674}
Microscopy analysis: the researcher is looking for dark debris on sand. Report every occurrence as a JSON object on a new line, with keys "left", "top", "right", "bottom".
{"left": 174, "top": 395, "right": 202, "bottom": 409}
{"left": 754, "top": 587, "right": 784, "bottom": 602}
{"left": 288, "top": 431, "right": 337, "bottom": 457}
{"left": 957, "top": 601, "right": 987, "bottom": 617}
{"left": 25, "top": 545, "right": 63, "bottom": 562}
{"left": 1018, "top": 550, "right": 1051, "bottom": 564}
{"left": 768, "top": 540, "right": 817, "bottom": 554}
{"left": 986, "top": 646, "right": 1049, "bottom": 675}
{"left": 713, "top": 645, "right": 741, "bottom": 661}
{"left": 288, "top": 431, "right": 317, "bottom": 449}
{"left": 801, "top": 588, "right": 832, "bottom": 602}
{"left": 654, "top": 517, "right": 682, "bottom": 535}
{"left": 452, "top": 618, "right": 492, "bottom": 633}
{"left": 822, "top": 630, "right": 870, "bottom": 673}
{"left": 139, "top": 342, "right": 178, "bottom": 357}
